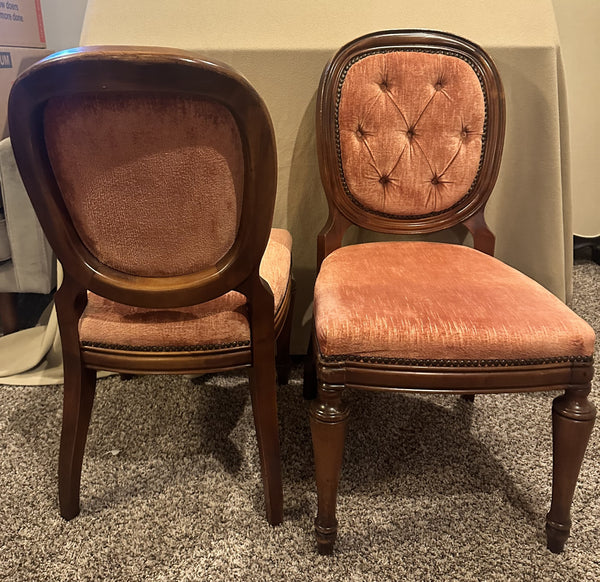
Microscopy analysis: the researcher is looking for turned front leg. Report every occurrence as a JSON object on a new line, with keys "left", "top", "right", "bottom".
{"left": 546, "top": 383, "right": 596, "bottom": 553}
{"left": 309, "top": 382, "right": 349, "bottom": 554}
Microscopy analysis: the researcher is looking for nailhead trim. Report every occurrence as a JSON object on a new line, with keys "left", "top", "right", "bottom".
{"left": 80, "top": 272, "right": 294, "bottom": 355}
{"left": 320, "top": 354, "right": 593, "bottom": 367}
{"left": 82, "top": 340, "right": 251, "bottom": 352}
{"left": 335, "top": 47, "right": 488, "bottom": 220}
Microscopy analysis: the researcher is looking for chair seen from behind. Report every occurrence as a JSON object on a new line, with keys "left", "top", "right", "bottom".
{"left": 9, "top": 46, "right": 294, "bottom": 526}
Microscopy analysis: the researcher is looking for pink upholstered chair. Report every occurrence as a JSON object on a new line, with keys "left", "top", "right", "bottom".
{"left": 306, "top": 30, "right": 595, "bottom": 554}
{"left": 9, "top": 47, "right": 293, "bottom": 525}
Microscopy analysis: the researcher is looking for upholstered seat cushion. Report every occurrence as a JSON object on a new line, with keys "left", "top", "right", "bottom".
{"left": 314, "top": 241, "right": 595, "bottom": 362}
{"left": 79, "top": 228, "right": 292, "bottom": 350}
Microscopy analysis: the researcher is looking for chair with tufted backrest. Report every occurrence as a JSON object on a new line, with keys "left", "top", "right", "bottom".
{"left": 307, "top": 30, "right": 595, "bottom": 554}
{"left": 9, "top": 46, "right": 294, "bottom": 525}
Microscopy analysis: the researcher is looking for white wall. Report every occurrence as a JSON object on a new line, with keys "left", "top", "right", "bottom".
{"left": 40, "top": 0, "right": 88, "bottom": 51}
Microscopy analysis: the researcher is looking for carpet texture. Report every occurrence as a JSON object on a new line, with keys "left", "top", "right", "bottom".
{"left": 1, "top": 260, "right": 599, "bottom": 581}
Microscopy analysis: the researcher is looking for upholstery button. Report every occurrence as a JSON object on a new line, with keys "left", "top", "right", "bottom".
{"left": 379, "top": 79, "right": 389, "bottom": 92}
{"left": 406, "top": 127, "right": 415, "bottom": 139}
{"left": 431, "top": 175, "right": 440, "bottom": 185}
{"left": 434, "top": 81, "right": 443, "bottom": 91}
{"left": 379, "top": 175, "right": 390, "bottom": 185}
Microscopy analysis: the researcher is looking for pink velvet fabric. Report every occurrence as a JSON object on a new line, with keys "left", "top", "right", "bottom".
{"left": 338, "top": 51, "right": 485, "bottom": 216}
{"left": 44, "top": 94, "right": 244, "bottom": 277}
{"left": 314, "top": 242, "right": 595, "bottom": 360}
{"left": 79, "top": 229, "right": 291, "bottom": 349}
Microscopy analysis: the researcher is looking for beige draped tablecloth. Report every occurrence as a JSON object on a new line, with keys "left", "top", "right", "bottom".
{"left": 552, "top": 0, "right": 600, "bottom": 238}
{"left": 0, "top": 0, "right": 573, "bottom": 384}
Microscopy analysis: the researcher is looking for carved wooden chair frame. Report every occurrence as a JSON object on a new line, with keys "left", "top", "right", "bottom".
{"left": 9, "top": 46, "right": 294, "bottom": 525}
{"left": 307, "top": 30, "right": 595, "bottom": 554}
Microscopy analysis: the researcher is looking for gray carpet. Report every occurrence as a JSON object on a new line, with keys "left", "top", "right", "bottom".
{"left": 1, "top": 261, "right": 599, "bottom": 581}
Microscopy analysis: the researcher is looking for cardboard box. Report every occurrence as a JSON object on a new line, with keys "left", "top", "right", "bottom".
{"left": 0, "top": 46, "right": 51, "bottom": 138}
{"left": 0, "top": 0, "right": 46, "bottom": 49}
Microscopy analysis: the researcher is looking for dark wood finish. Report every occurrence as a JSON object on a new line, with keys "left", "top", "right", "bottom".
{"left": 0, "top": 291, "right": 18, "bottom": 335}
{"left": 9, "top": 47, "right": 293, "bottom": 525}
{"left": 55, "top": 273, "right": 96, "bottom": 520}
{"left": 240, "top": 268, "right": 283, "bottom": 525}
{"left": 303, "top": 335, "right": 318, "bottom": 400}
{"left": 308, "top": 30, "right": 595, "bottom": 554}
{"left": 310, "top": 382, "right": 348, "bottom": 554}
{"left": 546, "top": 383, "right": 596, "bottom": 552}
{"left": 464, "top": 210, "right": 495, "bottom": 256}
{"left": 276, "top": 278, "right": 295, "bottom": 385}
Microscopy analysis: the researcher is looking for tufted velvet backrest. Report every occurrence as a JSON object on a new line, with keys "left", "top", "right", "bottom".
{"left": 339, "top": 51, "right": 485, "bottom": 217}
{"left": 318, "top": 31, "right": 505, "bottom": 235}
{"left": 44, "top": 93, "right": 244, "bottom": 278}
{"left": 8, "top": 47, "right": 277, "bottom": 308}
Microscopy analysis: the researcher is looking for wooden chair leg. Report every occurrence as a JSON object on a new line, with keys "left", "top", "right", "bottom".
{"left": 249, "top": 350, "right": 283, "bottom": 526}
{"left": 59, "top": 362, "right": 97, "bottom": 520}
{"left": 303, "top": 334, "right": 318, "bottom": 400}
{"left": 242, "top": 271, "right": 283, "bottom": 525}
{"left": 546, "top": 384, "right": 596, "bottom": 553}
{"left": 310, "top": 381, "right": 348, "bottom": 554}
{"left": 0, "top": 292, "right": 18, "bottom": 335}
{"left": 276, "top": 278, "right": 295, "bottom": 386}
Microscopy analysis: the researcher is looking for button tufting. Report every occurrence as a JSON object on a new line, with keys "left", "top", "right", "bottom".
{"left": 337, "top": 50, "right": 487, "bottom": 217}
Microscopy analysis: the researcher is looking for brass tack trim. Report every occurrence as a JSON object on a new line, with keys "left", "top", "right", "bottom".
{"left": 82, "top": 340, "right": 251, "bottom": 352}
{"left": 320, "top": 354, "right": 593, "bottom": 367}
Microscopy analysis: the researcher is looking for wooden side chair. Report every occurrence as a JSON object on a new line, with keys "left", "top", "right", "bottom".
{"left": 9, "top": 46, "right": 293, "bottom": 525}
{"left": 306, "top": 30, "right": 595, "bottom": 554}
